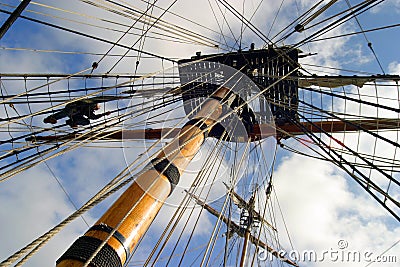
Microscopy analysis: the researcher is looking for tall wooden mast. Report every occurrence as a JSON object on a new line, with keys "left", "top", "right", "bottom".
{"left": 56, "top": 87, "right": 230, "bottom": 267}
{"left": 239, "top": 192, "right": 255, "bottom": 267}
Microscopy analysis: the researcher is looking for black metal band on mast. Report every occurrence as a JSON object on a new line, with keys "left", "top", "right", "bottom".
{"left": 0, "top": 0, "right": 31, "bottom": 40}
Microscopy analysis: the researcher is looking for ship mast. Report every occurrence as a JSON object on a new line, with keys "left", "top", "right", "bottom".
{"left": 239, "top": 192, "right": 255, "bottom": 267}
{"left": 56, "top": 87, "right": 230, "bottom": 267}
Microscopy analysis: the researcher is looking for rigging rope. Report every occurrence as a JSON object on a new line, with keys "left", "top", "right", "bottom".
{"left": 0, "top": 8, "right": 175, "bottom": 63}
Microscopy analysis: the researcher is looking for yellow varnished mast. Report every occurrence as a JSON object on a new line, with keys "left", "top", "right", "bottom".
{"left": 56, "top": 87, "right": 230, "bottom": 267}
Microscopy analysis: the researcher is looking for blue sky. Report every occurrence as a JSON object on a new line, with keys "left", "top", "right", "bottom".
{"left": 0, "top": 1, "right": 399, "bottom": 266}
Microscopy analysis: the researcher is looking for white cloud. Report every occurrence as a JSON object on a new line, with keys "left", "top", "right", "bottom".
{"left": 370, "top": 0, "right": 400, "bottom": 14}
{"left": 273, "top": 153, "right": 400, "bottom": 267}
{"left": 0, "top": 165, "right": 90, "bottom": 266}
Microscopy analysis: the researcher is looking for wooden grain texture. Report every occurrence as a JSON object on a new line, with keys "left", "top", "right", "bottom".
{"left": 56, "top": 88, "right": 228, "bottom": 267}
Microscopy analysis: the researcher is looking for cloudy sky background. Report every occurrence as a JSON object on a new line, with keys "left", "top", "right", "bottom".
{"left": 0, "top": 0, "right": 399, "bottom": 266}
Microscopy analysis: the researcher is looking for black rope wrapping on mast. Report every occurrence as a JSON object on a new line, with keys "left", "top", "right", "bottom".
{"left": 184, "top": 118, "right": 210, "bottom": 139}
{"left": 151, "top": 158, "right": 180, "bottom": 194}
{"left": 56, "top": 236, "right": 122, "bottom": 267}
{"left": 87, "top": 223, "right": 130, "bottom": 260}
